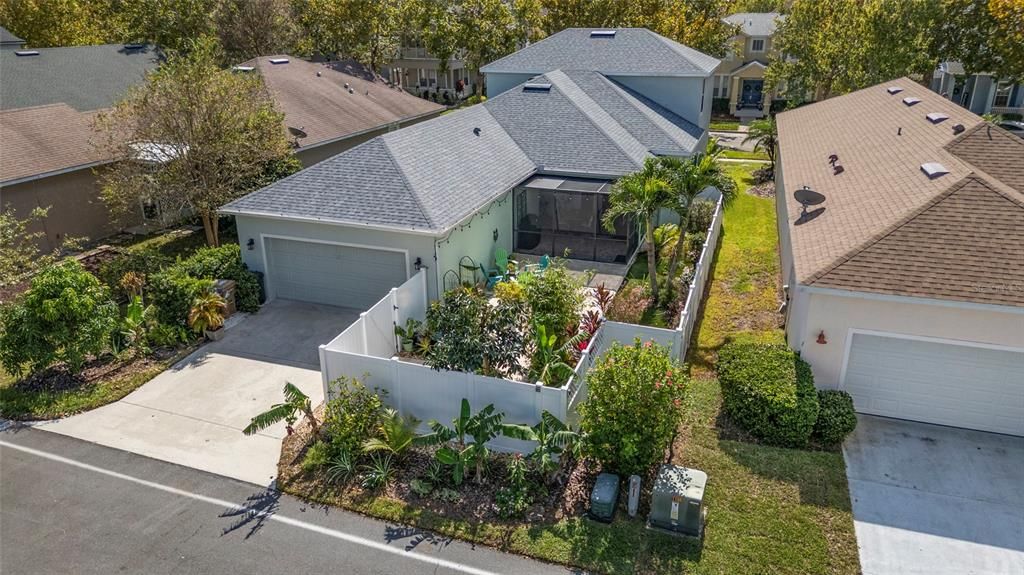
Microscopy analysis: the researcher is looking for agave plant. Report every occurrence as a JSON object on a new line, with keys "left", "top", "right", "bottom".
{"left": 187, "top": 291, "right": 227, "bottom": 334}
{"left": 503, "top": 411, "right": 581, "bottom": 482}
{"left": 243, "top": 382, "right": 319, "bottom": 437}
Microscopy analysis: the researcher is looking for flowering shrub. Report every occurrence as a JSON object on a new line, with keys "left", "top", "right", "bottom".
{"left": 578, "top": 340, "right": 686, "bottom": 475}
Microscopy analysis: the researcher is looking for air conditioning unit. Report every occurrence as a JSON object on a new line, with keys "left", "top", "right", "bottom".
{"left": 648, "top": 465, "right": 707, "bottom": 537}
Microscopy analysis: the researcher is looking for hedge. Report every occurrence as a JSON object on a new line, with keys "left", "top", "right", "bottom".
{"left": 172, "top": 244, "right": 260, "bottom": 313}
{"left": 148, "top": 269, "right": 214, "bottom": 328}
{"left": 718, "top": 340, "right": 819, "bottom": 447}
{"left": 814, "top": 389, "right": 858, "bottom": 446}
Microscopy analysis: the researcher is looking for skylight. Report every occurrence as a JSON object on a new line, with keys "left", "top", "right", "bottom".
{"left": 14, "top": 50, "right": 39, "bottom": 56}
{"left": 926, "top": 112, "right": 949, "bottom": 123}
{"left": 902, "top": 97, "right": 921, "bottom": 106}
{"left": 921, "top": 162, "right": 949, "bottom": 179}
{"left": 124, "top": 44, "right": 145, "bottom": 50}
{"left": 887, "top": 86, "right": 903, "bottom": 94}
{"left": 268, "top": 58, "right": 289, "bottom": 64}
{"left": 590, "top": 30, "right": 616, "bottom": 37}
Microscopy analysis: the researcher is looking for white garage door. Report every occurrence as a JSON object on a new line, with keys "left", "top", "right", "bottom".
{"left": 264, "top": 238, "right": 407, "bottom": 309}
{"left": 843, "top": 333, "right": 1024, "bottom": 436}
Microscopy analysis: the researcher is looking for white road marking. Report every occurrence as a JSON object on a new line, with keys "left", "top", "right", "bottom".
{"left": 1, "top": 440, "right": 501, "bottom": 575}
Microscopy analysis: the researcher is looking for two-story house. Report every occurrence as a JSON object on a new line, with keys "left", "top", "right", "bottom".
{"left": 222, "top": 28, "right": 719, "bottom": 307}
{"left": 710, "top": 12, "right": 785, "bottom": 118}
{"left": 386, "top": 36, "right": 478, "bottom": 103}
{"left": 930, "top": 61, "right": 1024, "bottom": 118}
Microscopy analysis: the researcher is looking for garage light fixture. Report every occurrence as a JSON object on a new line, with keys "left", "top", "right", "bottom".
{"left": 247, "top": 238, "right": 255, "bottom": 250}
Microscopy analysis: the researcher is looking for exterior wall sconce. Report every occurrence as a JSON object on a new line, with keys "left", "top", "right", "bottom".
{"left": 246, "top": 238, "right": 255, "bottom": 250}
{"left": 816, "top": 330, "right": 827, "bottom": 344}
{"left": 493, "top": 228, "right": 499, "bottom": 242}
{"left": 414, "top": 257, "right": 423, "bottom": 271}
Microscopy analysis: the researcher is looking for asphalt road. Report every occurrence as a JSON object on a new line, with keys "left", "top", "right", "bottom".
{"left": 0, "top": 426, "right": 574, "bottom": 575}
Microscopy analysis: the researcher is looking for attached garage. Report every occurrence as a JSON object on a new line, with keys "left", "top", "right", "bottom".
{"left": 842, "top": 332, "right": 1024, "bottom": 436}
{"left": 263, "top": 237, "right": 407, "bottom": 310}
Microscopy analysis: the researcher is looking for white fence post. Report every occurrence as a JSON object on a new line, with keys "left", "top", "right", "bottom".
{"left": 390, "top": 287, "right": 399, "bottom": 354}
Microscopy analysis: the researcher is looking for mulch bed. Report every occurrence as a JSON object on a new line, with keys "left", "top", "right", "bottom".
{"left": 7, "top": 347, "right": 179, "bottom": 398}
{"left": 277, "top": 414, "right": 610, "bottom": 526}
{"left": 747, "top": 182, "right": 776, "bottom": 198}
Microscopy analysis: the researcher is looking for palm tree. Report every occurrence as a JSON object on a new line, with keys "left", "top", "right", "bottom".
{"left": 362, "top": 407, "right": 424, "bottom": 458}
{"left": 742, "top": 117, "right": 778, "bottom": 171}
{"left": 243, "top": 382, "right": 319, "bottom": 437}
{"left": 660, "top": 143, "right": 737, "bottom": 286}
{"left": 602, "top": 157, "right": 671, "bottom": 303}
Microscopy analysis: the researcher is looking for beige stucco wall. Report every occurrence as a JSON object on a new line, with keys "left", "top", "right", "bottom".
{"left": 789, "top": 288, "right": 1024, "bottom": 389}
{"left": 0, "top": 166, "right": 121, "bottom": 253}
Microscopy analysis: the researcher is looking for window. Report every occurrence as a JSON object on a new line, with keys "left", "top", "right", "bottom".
{"left": 751, "top": 38, "right": 765, "bottom": 52}
{"left": 994, "top": 80, "right": 1013, "bottom": 107}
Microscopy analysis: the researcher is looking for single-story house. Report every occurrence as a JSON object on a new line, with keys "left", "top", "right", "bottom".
{"left": 221, "top": 28, "right": 717, "bottom": 308}
{"left": 776, "top": 78, "right": 1024, "bottom": 436}
{"left": 0, "top": 43, "right": 161, "bottom": 252}
{"left": 236, "top": 56, "right": 444, "bottom": 167}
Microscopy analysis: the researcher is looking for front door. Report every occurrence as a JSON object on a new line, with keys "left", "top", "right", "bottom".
{"left": 741, "top": 79, "right": 764, "bottom": 108}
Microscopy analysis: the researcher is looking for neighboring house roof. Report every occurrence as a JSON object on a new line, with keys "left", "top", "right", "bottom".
{"left": 238, "top": 56, "right": 443, "bottom": 149}
{"left": 0, "top": 25, "right": 24, "bottom": 48}
{"left": 224, "top": 68, "right": 707, "bottom": 233}
{"left": 938, "top": 61, "right": 966, "bottom": 75}
{"left": 777, "top": 78, "right": 1024, "bottom": 308}
{"left": 0, "top": 44, "right": 160, "bottom": 111}
{"left": 480, "top": 28, "right": 719, "bottom": 77}
{"left": 0, "top": 104, "right": 103, "bottom": 184}
{"left": 723, "top": 12, "right": 784, "bottom": 37}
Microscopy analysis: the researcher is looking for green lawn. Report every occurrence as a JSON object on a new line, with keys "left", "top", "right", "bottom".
{"left": 280, "top": 161, "right": 860, "bottom": 574}
{"left": 720, "top": 148, "right": 769, "bottom": 161}
{"left": 709, "top": 119, "right": 741, "bottom": 131}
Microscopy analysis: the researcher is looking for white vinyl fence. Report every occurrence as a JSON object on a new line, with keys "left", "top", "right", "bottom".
{"left": 318, "top": 195, "right": 722, "bottom": 452}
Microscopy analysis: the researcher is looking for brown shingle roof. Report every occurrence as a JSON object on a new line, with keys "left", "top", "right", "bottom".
{"left": 244, "top": 56, "right": 443, "bottom": 148}
{"left": 777, "top": 78, "right": 1024, "bottom": 307}
{"left": 0, "top": 104, "right": 103, "bottom": 184}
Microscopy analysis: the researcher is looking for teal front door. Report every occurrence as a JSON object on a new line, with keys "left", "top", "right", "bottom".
{"left": 740, "top": 79, "right": 764, "bottom": 108}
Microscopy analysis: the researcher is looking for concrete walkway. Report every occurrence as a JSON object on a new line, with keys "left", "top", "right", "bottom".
{"left": 35, "top": 301, "right": 359, "bottom": 486}
{"left": 844, "top": 415, "right": 1024, "bottom": 575}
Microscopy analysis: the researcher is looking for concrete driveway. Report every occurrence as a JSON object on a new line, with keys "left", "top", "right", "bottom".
{"left": 844, "top": 415, "right": 1024, "bottom": 575}
{"left": 36, "top": 300, "right": 359, "bottom": 486}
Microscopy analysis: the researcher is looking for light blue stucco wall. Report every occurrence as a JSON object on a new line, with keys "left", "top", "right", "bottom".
{"left": 434, "top": 194, "right": 513, "bottom": 291}
{"left": 607, "top": 75, "right": 710, "bottom": 129}
{"left": 485, "top": 72, "right": 538, "bottom": 98}
{"left": 234, "top": 215, "right": 442, "bottom": 301}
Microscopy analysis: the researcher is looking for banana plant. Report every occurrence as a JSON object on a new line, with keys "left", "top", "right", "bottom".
{"left": 243, "top": 382, "right": 318, "bottom": 437}
{"left": 120, "top": 295, "right": 156, "bottom": 354}
{"left": 502, "top": 410, "right": 581, "bottom": 482}
{"left": 420, "top": 399, "right": 511, "bottom": 484}
{"left": 529, "top": 324, "right": 590, "bottom": 387}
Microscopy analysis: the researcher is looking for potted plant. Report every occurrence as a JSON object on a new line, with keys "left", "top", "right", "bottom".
{"left": 188, "top": 291, "right": 228, "bottom": 341}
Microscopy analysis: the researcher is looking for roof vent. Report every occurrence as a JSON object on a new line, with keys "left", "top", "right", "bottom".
{"left": 268, "top": 57, "right": 289, "bottom": 65}
{"left": 921, "top": 162, "right": 949, "bottom": 179}
{"left": 14, "top": 50, "right": 39, "bottom": 56}
{"left": 902, "top": 97, "right": 921, "bottom": 106}
{"left": 590, "top": 30, "right": 616, "bottom": 38}
{"left": 231, "top": 65, "right": 255, "bottom": 72}
{"left": 523, "top": 82, "right": 552, "bottom": 92}
{"left": 887, "top": 86, "right": 903, "bottom": 94}
{"left": 124, "top": 43, "right": 145, "bottom": 50}
{"left": 926, "top": 112, "right": 949, "bottom": 124}
{"left": 952, "top": 123, "right": 966, "bottom": 135}
{"left": 473, "top": 127, "right": 481, "bottom": 136}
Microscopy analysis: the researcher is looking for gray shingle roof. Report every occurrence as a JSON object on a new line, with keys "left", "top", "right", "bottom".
{"left": 0, "top": 25, "right": 24, "bottom": 47}
{"left": 480, "top": 28, "right": 719, "bottom": 77}
{"left": 0, "top": 44, "right": 160, "bottom": 111}
{"left": 224, "top": 67, "right": 707, "bottom": 233}
{"left": 723, "top": 13, "right": 784, "bottom": 37}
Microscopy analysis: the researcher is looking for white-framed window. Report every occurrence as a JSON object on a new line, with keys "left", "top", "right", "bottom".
{"left": 751, "top": 38, "right": 765, "bottom": 53}
{"left": 994, "top": 80, "right": 1013, "bottom": 107}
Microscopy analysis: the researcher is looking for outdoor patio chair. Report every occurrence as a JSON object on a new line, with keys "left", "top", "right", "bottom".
{"left": 523, "top": 254, "right": 550, "bottom": 274}
{"left": 495, "top": 247, "right": 516, "bottom": 276}
{"left": 480, "top": 264, "right": 502, "bottom": 290}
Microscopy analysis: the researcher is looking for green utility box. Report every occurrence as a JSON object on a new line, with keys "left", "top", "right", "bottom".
{"left": 589, "top": 473, "right": 620, "bottom": 522}
{"left": 648, "top": 465, "right": 707, "bottom": 537}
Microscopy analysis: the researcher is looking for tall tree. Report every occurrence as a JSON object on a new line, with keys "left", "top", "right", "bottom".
{"left": 0, "top": 0, "right": 120, "bottom": 46}
{"left": 216, "top": 0, "right": 299, "bottom": 62}
{"left": 118, "top": 0, "right": 217, "bottom": 53}
{"left": 602, "top": 158, "right": 671, "bottom": 304}
{"left": 937, "top": 0, "right": 1024, "bottom": 81}
{"left": 95, "top": 39, "right": 295, "bottom": 247}
{"left": 294, "top": 0, "right": 404, "bottom": 73}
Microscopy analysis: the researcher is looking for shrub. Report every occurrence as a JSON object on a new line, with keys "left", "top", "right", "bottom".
{"left": 718, "top": 341, "right": 819, "bottom": 447}
{"left": 578, "top": 340, "right": 686, "bottom": 475}
{"left": 175, "top": 244, "right": 260, "bottom": 312}
{"left": 425, "top": 287, "right": 529, "bottom": 378}
{"left": 302, "top": 440, "right": 332, "bottom": 471}
{"left": 495, "top": 454, "right": 532, "bottom": 519}
{"left": 752, "top": 166, "right": 774, "bottom": 184}
{"left": 687, "top": 200, "right": 716, "bottom": 234}
{"left": 97, "top": 247, "right": 172, "bottom": 297}
{"left": 814, "top": 390, "right": 857, "bottom": 446}
{"left": 493, "top": 280, "right": 525, "bottom": 303}
{"left": 606, "top": 280, "right": 651, "bottom": 325}
{"left": 322, "top": 376, "right": 384, "bottom": 456}
{"left": 148, "top": 268, "right": 214, "bottom": 328}
{"left": 0, "top": 260, "right": 119, "bottom": 375}
{"left": 519, "top": 260, "right": 584, "bottom": 336}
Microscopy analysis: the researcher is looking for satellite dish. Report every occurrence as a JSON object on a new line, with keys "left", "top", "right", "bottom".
{"left": 288, "top": 126, "right": 308, "bottom": 139}
{"left": 794, "top": 186, "right": 826, "bottom": 225}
